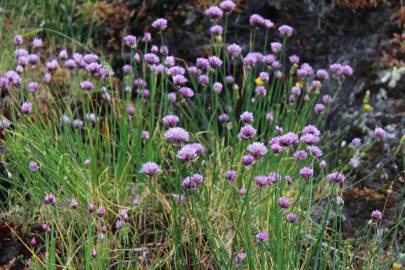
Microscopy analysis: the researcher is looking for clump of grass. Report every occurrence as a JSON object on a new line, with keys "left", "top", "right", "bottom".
{"left": 0, "top": 1, "right": 403, "bottom": 269}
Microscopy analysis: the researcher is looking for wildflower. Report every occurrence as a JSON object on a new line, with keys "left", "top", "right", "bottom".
{"left": 172, "top": 74, "right": 188, "bottom": 85}
{"left": 254, "top": 175, "right": 269, "bottom": 187}
{"left": 97, "top": 205, "right": 105, "bottom": 217}
{"left": 88, "top": 203, "right": 95, "bottom": 213}
{"left": 327, "top": 172, "right": 345, "bottom": 184}
{"left": 213, "top": 82, "right": 223, "bottom": 93}
{"left": 349, "top": 158, "right": 359, "bottom": 168}
{"left": 44, "top": 193, "right": 56, "bottom": 205}
{"left": 165, "top": 57, "right": 176, "bottom": 67}
{"left": 278, "top": 197, "right": 290, "bottom": 208}
{"left": 14, "top": 35, "right": 23, "bottom": 45}
{"left": 140, "top": 162, "right": 161, "bottom": 176}
{"left": 227, "top": 43, "right": 242, "bottom": 56}
{"left": 210, "top": 25, "right": 223, "bottom": 35}
{"left": 141, "top": 130, "right": 150, "bottom": 140}
{"left": 198, "top": 74, "right": 209, "bottom": 85}
{"left": 196, "top": 58, "right": 209, "bottom": 69}
{"left": 21, "top": 102, "right": 32, "bottom": 114}
{"left": 299, "top": 167, "right": 313, "bottom": 179}
{"left": 239, "top": 187, "right": 247, "bottom": 196}
{"left": 205, "top": 6, "right": 223, "bottom": 19}
{"left": 342, "top": 65, "right": 353, "bottom": 76}
{"left": 80, "top": 81, "right": 94, "bottom": 91}
{"left": 255, "top": 86, "right": 266, "bottom": 96}
{"left": 265, "top": 112, "right": 273, "bottom": 123}
{"left": 322, "top": 95, "right": 331, "bottom": 104}
{"left": 152, "top": 18, "right": 168, "bottom": 31}
{"left": 182, "top": 174, "right": 204, "bottom": 192}
{"left": 70, "top": 198, "right": 78, "bottom": 209}
{"left": 286, "top": 213, "right": 298, "bottom": 223}
{"left": 225, "top": 75, "right": 234, "bottom": 84}
{"left": 363, "top": 103, "right": 372, "bottom": 111}
{"left": 316, "top": 69, "right": 329, "bottom": 80}
{"left": 278, "top": 25, "right": 294, "bottom": 37}
{"left": 64, "top": 59, "right": 77, "bottom": 69}
{"left": 392, "top": 263, "right": 401, "bottom": 270}
{"left": 275, "top": 126, "right": 283, "bottom": 134}
{"left": 255, "top": 231, "right": 269, "bottom": 241}
{"left": 238, "top": 125, "right": 256, "bottom": 140}
{"left": 160, "top": 45, "right": 169, "bottom": 55}
{"left": 218, "top": 113, "right": 229, "bottom": 123}
{"left": 314, "top": 103, "right": 325, "bottom": 114}
{"left": 267, "top": 172, "right": 281, "bottom": 184}
{"left": 30, "top": 237, "right": 36, "bottom": 246}
{"left": 29, "top": 161, "right": 39, "bottom": 171}
{"left": 164, "top": 127, "right": 189, "bottom": 145}
{"left": 320, "top": 160, "right": 327, "bottom": 168}
{"left": 374, "top": 127, "right": 386, "bottom": 139}
{"left": 45, "top": 59, "right": 58, "bottom": 71}
{"left": 122, "top": 65, "right": 133, "bottom": 74}
{"left": 224, "top": 170, "right": 237, "bottom": 181}
{"left": 371, "top": 210, "right": 382, "bottom": 220}
{"left": 240, "top": 111, "right": 254, "bottom": 123}
{"left": 168, "top": 92, "right": 177, "bottom": 102}
{"left": 351, "top": 137, "right": 362, "bottom": 147}
{"left": 43, "top": 72, "right": 52, "bottom": 83}
{"left": 271, "top": 42, "right": 282, "bottom": 53}
{"left": 177, "top": 143, "right": 205, "bottom": 162}
{"left": 271, "top": 143, "right": 282, "bottom": 154}
{"left": 279, "top": 132, "right": 299, "bottom": 146}
{"left": 289, "top": 55, "right": 300, "bottom": 64}
{"left": 162, "top": 115, "right": 180, "bottom": 126}
{"left": 294, "top": 150, "right": 307, "bottom": 160}
{"left": 285, "top": 176, "right": 292, "bottom": 185}
{"left": 120, "top": 208, "right": 129, "bottom": 221}
{"left": 32, "top": 38, "right": 43, "bottom": 48}
{"left": 309, "top": 146, "right": 323, "bottom": 158}
{"left": 115, "top": 219, "right": 123, "bottom": 230}
{"left": 0, "top": 118, "right": 11, "bottom": 129}
{"left": 247, "top": 142, "right": 268, "bottom": 159}
{"left": 234, "top": 252, "right": 247, "bottom": 263}
{"left": 220, "top": 0, "right": 236, "bottom": 12}
{"left": 144, "top": 53, "right": 160, "bottom": 65}
{"left": 336, "top": 196, "right": 344, "bottom": 205}
{"left": 91, "top": 248, "right": 97, "bottom": 258}
{"left": 265, "top": 19, "right": 274, "bottom": 29}
{"left": 208, "top": 56, "right": 223, "bottom": 68}
{"left": 300, "top": 133, "right": 319, "bottom": 145}
{"left": 291, "top": 86, "right": 301, "bottom": 96}
{"left": 133, "top": 78, "right": 146, "bottom": 88}
{"left": 73, "top": 119, "right": 84, "bottom": 128}
{"left": 242, "top": 155, "right": 255, "bottom": 166}
{"left": 249, "top": 14, "right": 265, "bottom": 27}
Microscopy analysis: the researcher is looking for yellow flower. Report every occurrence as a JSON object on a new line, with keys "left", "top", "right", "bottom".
{"left": 363, "top": 103, "right": 372, "bottom": 111}
{"left": 295, "top": 81, "right": 304, "bottom": 88}
{"left": 392, "top": 262, "right": 401, "bottom": 270}
{"left": 255, "top": 77, "right": 264, "bottom": 86}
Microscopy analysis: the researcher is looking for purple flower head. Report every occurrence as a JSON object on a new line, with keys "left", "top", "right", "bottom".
{"left": 265, "top": 19, "right": 274, "bottom": 29}
{"left": 177, "top": 143, "right": 205, "bottom": 162}
{"left": 322, "top": 95, "right": 331, "bottom": 104}
{"left": 320, "top": 160, "right": 327, "bottom": 168}
{"left": 143, "top": 89, "right": 150, "bottom": 98}
{"left": 218, "top": 113, "right": 229, "bottom": 123}
{"left": 265, "top": 112, "right": 273, "bottom": 122}
{"left": 27, "top": 82, "right": 39, "bottom": 92}
{"left": 168, "top": 92, "right": 177, "bottom": 102}
{"left": 44, "top": 193, "right": 56, "bottom": 205}
{"left": 14, "top": 48, "right": 28, "bottom": 58}
{"left": 242, "top": 155, "right": 255, "bottom": 166}
{"left": 28, "top": 161, "right": 39, "bottom": 172}
{"left": 314, "top": 103, "right": 325, "bottom": 114}
{"left": 278, "top": 197, "right": 290, "bottom": 208}
{"left": 255, "top": 86, "right": 266, "bottom": 96}
{"left": 213, "top": 82, "right": 223, "bottom": 93}
{"left": 238, "top": 125, "right": 257, "bottom": 140}
{"left": 291, "top": 86, "right": 301, "bottom": 96}
{"left": 80, "top": 81, "right": 94, "bottom": 91}
{"left": 374, "top": 127, "right": 386, "bottom": 139}
{"left": 172, "top": 74, "right": 188, "bottom": 85}
{"left": 97, "top": 205, "right": 105, "bottom": 217}
{"left": 91, "top": 248, "right": 97, "bottom": 258}
{"left": 198, "top": 74, "right": 209, "bottom": 85}
{"left": 120, "top": 208, "right": 129, "bottom": 221}
{"left": 254, "top": 175, "right": 269, "bottom": 187}
{"left": 330, "top": 63, "right": 343, "bottom": 74}
{"left": 88, "top": 202, "right": 95, "bottom": 213}
{"left": 205, "top": 6, "right": 223, "bottom": 19}
{"left": 351, "top": 137, "right": 362, "bottom": 147}
{"left": 309, "top": 146, "right": 323, "bottom": 158}
{"left": 160, "top": 45, "right": 169, "bottom": 55}
{"left": 5, "top": 70, "right": 21, "bottom": 87}
{"left": 271, "top": 42, "right": 282, "bottom": 53}
{"left": 140, "top": 162, "right": 161, "bottom": 176}
{"left": 45, "top": 59, "right": 58, "bottom": 71}
{"left": 285, "top": 175, "right": 292, "bottom": 185}
{"left": 342, "top": 65, "right": 353, "bottom": 76}
{"left": 240, "top": 111, "right": 254, "bottom": 123}
{"left": 126, "top": 103, "right": 135, "bottom": 116}
{"left": 85, "top": 62, "right": 101, "bottom": 73}
{"left": 247, "top": 142, "right": 268, "bottom": 159}
{"left": 267, "top": 172, "right": 281, "bottom": 184}
{"left": 208, "top": 56, "right": 223, "bottom": 68}
{"left": 64, "top": 59, "right": 77, "bottom": 69}
{"left": 133, "top": 78, "right": 146, "bottom": 88}
{"left": 144, "top": 53, "right": 160, "bottom": 65}
{"left": 316, "top": 69, "right": 329, "bottom": 80}
{"left": 152, "top": 18, "right": 168, "bottom": 31}
{"left": 14, "top": 35, "right": 23, "bottom": 45}
{"left": 299, "top": 167, "right": 313, "bottom": 179}
{"left": 162, "top": 114, "right": 180, "bottom": 126}
{"left": 234, "top": 252, "right": 247, "bottom": 263}
{"left": 264, "top": 54, "right": 275, "bottom": 64}
{"left": 0, "top": 118, "right": 11, "bottom": 129}
{"left": 141, "top": 130, "right": 150, "bottom": 140}
{"left": 286, "top": 213, "right": 298, "bottom": 223}
{"left": 73, "top": 119, "right": 84, "bottom": 129}
{"left": 225, "top": 75, "right": 234, "bottom": 84}
{"left": 43, "top": 72, "right": 52, "bottom": 83}
{"left": 227, "top": 43, "right": 242, "bottom": 56}
{"left": 142, "top": 32, "right": 152, "bottom": 42}
{"left": 83, "top": 54, "right": 99, "bottom": 64}
{"left": 164, "top": 127, "right": 190, "bottom": 145}
{"left": 220, "top": 0, "right": 236, "bottom": 12}
{"left": 327, "top": 172, "right": 345, "bottom": 184}
{"left": 165, "top": 56, "right": 176, "bottom": 67}
{"left": 279, "top": 132, "right": 298, "bottom": 146}
{"left": 239, "top": 187, "right": 247, "bottom": 196}
{"left": 255, "top": 231, "right": 269, "bottom": 241}
{"left": 210, "top": 25, "right": 223, "bottom": 35}
{"left": 275, "top": 126, "right": 283, "bottom": 134}
{"left": 289, "top": 55, "right": 300, "bottom": 64}
{"left": 271, "top": 143, "right": 283, "bottom": 154}
{"left": 179, "top": 87, "right": 194, "bottom": 98}
{"left": 28, "top": 54, "right": 40, "bottom": 65}
{"left": 371, "top": 210, "right": 382, "bottom": 220}
{"left": 21, "top": 102, "right": 32, "bottom": 114}
{"left": 32, "top": 38, "right": 43, "bottom": 48}
{"left": 115, "top": 219, "right": 123, "bottom": 230}
{"left": 259, "top": 72, "right": 270, "bottom": 82}
{"left": 300, "top": 133, "right": 320, "bottom": 145}
{"left": 58, "top": 49, "right": 68, "bottom": 59}
{"left": 196, "top": 58, "right": 209, "bottom": 69}
{"left": 249, "top": 14, "right": 265, "bottom": 27}
{"left": 278, "top": 25, "right": 294, "bottom": 37}
{"left": 224, "top": 170, "right": 237, "bottom": 181}
{"left": 188, "top": 66, "right": 198, "bottom": 75}
{"left": 350, "top": 158, "right": 359, "bottom": 168}
{"left": 84, "top": 159, "right": 91, "bottom": 166}
{"left": 243, "top": 54, "right": 257, "bottom": 68}
{"left": 294, "top": 150, "right": 308, "bottom": 160}
{"left": 122, "top": 64, "right": 133, "bottom": 74}
{"left": 182, "top": 174, "right": 204, "bottom": 192}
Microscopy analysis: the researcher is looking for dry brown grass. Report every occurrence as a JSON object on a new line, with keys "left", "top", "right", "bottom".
{"left": 337, "top": 0, "right": 383, "bottom": 12}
